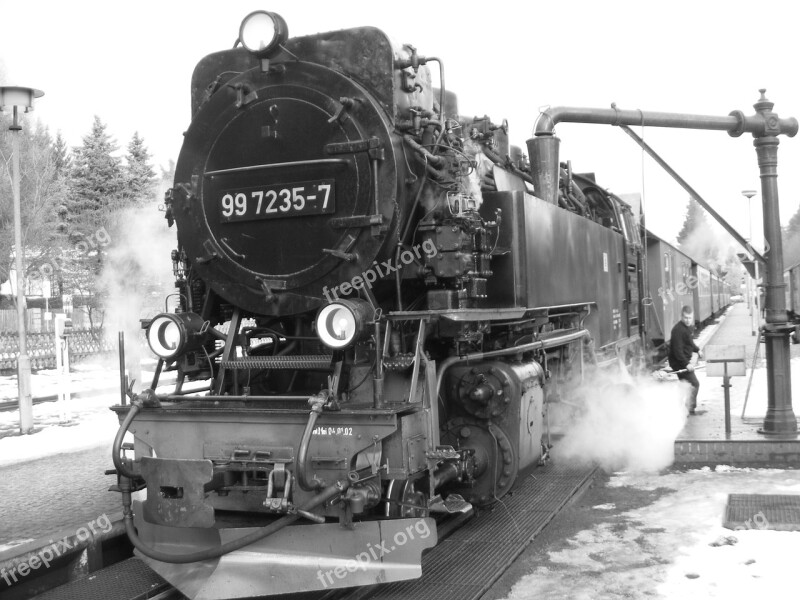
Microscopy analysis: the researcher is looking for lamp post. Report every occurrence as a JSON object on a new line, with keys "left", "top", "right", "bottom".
{"left": 0, "top": 86, "right": 44, "bottom": 435}
{"left": 742, "top": 189, "right": 758, "bottom": 335}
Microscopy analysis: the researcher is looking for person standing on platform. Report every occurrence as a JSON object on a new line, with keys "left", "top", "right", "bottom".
{"left": 668, "top": 305, "right": 703, "bottom": 414}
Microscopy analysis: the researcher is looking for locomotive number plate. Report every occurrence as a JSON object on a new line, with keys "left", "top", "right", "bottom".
{"left": 218, "top": 179, "right": 335, "bottom": 223}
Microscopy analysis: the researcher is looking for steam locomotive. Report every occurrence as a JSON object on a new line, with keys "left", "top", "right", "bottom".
{"left": 111, "top": 10, "right": 696, "bottom": 599}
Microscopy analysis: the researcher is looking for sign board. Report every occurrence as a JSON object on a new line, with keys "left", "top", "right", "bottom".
{"left": 705, "top": 344, "right": 746, "bottom": 377}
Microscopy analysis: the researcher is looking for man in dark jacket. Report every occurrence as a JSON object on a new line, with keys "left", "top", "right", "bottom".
{"left": 668, "top": 305, "right": 703, "bottom": 414}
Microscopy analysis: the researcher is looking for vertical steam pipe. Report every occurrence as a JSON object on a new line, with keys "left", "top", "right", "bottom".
{"left": 525, "top": 135, "right": 560, "bottom": 204}
{"left": 118, "top": 331, "right": 127, "bottom": 406}
{"left": 373, "top": 321, "right": 384, "bottom": 408}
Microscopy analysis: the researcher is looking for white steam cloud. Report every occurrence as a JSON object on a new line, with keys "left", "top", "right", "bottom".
{"left": 551, "top": 367, "right": 688, "bottom": 473}
{"left": 680, "top": 220, "right": 742, "bottom": 275}
{"left": 99, "top": 203, "right": 176, "bottom": 391}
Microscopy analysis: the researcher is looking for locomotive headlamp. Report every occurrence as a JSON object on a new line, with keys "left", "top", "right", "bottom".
{"left": 146, "top": 312, "right": 207, "bottom": 360}
{"left": 315, "top": 299, "right": 373, "bottom": 349}
{"left": 239, "top": 10, "right": 288, "bottom": 58}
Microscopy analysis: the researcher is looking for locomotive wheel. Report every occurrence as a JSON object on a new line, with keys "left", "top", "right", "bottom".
{"left": 384, "top": 478, "right": 428, "bottom": 518}
{"left": 440, "top": 417, "right": 518, "bottom": 507}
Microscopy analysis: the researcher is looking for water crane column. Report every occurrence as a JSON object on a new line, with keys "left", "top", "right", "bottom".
{"left": 528, "top": 89, "right": 798, "bottom": 436}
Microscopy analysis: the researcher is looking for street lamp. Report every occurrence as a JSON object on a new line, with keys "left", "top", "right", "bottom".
{"left": 0, "top": 86, "right": 44, "bottom": 435}
{"left": 742, "top": 189, "right": 758, "bottom": 335}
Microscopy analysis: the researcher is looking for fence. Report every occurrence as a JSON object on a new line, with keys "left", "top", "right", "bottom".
{"left": 0, "top": 307, "right": 94, "bottom": 335}
{"left": 0, "top": 328, "right": 115, "bottom": 372}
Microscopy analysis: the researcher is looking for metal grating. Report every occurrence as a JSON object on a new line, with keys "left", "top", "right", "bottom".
{"left": 723, "top": 493, "right": 800, "bottom": 531}
{"left": 220, "top": 355, "right": 332, "bottom": 369}
{"left": 348, "top": 461, "right": 595, "bottom": 600}
{"left": 34, "top": 558, "right": 170, "bottom": 600}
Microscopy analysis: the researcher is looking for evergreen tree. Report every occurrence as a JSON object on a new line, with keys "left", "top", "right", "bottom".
{"left": 785, "top": 203, "right": 800, "bottom": 238}
{"left": 677, "top": 196, "right": 721, "bottom": 269}
{"left": 783, "top": 202, "right": 800, "bottom": 268}
{"left": 160, "top": 159, "right": 176, "bottom": 189}
{"left": 57, "top": 116, "right": 124, "bottom": 324}
{"left": 53, "top": 131, "right": 71, "bottom": 176}
{"left": 676, "top": 197, "right": 709, "bottom": 246}
{"left": 66, "top": 115, "right": 124, "bottom": 237}
{"left": 124, "top": 131, "right": 157, "bottom": 204}
{"left": 0, "top": 116, "right": 66, "bottom": 288}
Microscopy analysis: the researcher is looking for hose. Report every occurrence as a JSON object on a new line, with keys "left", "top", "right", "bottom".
{"left": 435, "top": 329, "right": 590, "bottom": 396}
{"left": 121, "top": 477, "right": 348, "bottom": 564}
{"left": 296, "top": 394, "right": 326, "bottom": 491}
{"left": 112, "top": 399, "right": 142, "bottom": 479}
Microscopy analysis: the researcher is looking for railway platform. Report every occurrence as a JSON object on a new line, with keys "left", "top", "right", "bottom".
{"left": 674, "top": 301, "right": 800, "bottom": 465}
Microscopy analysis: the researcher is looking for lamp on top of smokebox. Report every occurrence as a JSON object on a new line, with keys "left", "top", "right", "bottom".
{"left": 0, "top": 86, "right": 44, "bottom": 435}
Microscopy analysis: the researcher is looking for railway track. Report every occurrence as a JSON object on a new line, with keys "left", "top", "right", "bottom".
{"left": 17, "top": 462, "right": 594, "bottom": 600}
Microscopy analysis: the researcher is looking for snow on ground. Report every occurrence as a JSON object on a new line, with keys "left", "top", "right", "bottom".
{"left": 497, "top": 466, "right": 800, "bottom": 600}
{"left": 0, "top": 399, "right": 119, "bottom": 468}
{"left": 0, "top": 357, "right": 178, "bottom": 467}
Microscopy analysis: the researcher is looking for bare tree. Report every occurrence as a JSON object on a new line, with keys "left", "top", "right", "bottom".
{"left": 0, "top": 117, "right": 66, "bottom": 296}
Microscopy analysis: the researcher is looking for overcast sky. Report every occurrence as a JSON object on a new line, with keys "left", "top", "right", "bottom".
{"left": 1, "top": 0, "right": 798, "bottom": 249}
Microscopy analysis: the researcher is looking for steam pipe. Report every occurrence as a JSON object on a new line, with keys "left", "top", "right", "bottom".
{"left": 296, "top": 394, "right": 326, "bottom": 491}
{"left": 118, "top": 332, "right": 127, "bottom": 405}
{"left": 149, "top": 359, "right": 164, "bottom": 391}
{"left": 528, "top": 101, "right": 798, "bottom": 205}
{"left": 435, "top": 328, "right": 589, "bottom": 396}
{"left": 164, "top": 394, "right": 309, "bottom": 401}
{"left": 403, "top": 135, "right": 445, "bottom": 168}
{"left": 277, "top": 318, "right": 302, "bottom": 356}
{"left": 532, "top": 104, "right": 798, "bottom": 138}
{"left": 112, "top": 399, "right": 142, "bottom": 479}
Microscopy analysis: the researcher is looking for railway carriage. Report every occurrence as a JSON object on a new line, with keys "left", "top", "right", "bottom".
{"left": 693, "top": 263, "right": 713, "bottom": 325}
{"left": 643, "top": 236, "right": 693, "bottom": 349}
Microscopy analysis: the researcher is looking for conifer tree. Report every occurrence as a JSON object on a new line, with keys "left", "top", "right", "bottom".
{"left": 783, "top": 202, "right": 800, "bottom": 267}
{"left": 53, "top": 131, "right": 71, "bottom": 176}
{"left": 58, "top": 116, "right": 124, "bottom": 328}
{"left": 677, "top": 196, "right": 721, "bottom": 270}
{"left": 124, "top": 131, "right": 157, "bottom": 205}
{"left": 0, "top": 117, "right": 65, "bottom": 287}
{"left": 66, "top": 115, "right": 124, "bottom": 237}
{"left": 676, "top": 197, "right": 709, "bottom": 246}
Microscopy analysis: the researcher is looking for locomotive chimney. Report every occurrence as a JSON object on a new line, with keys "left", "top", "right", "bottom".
{"left": 526, "top": 135, "right": 560, "bottom": 204}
